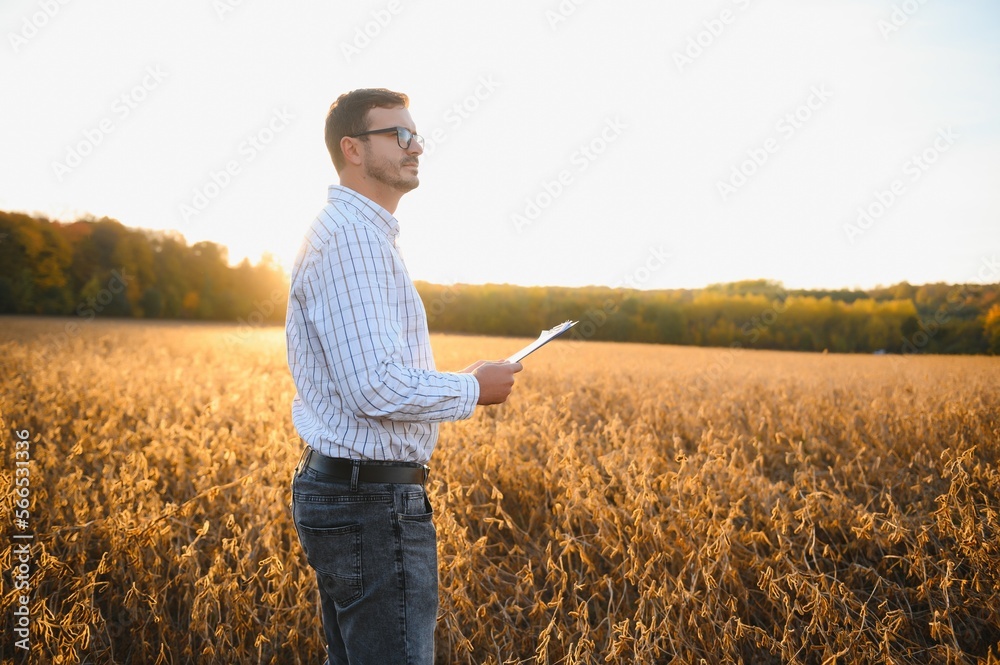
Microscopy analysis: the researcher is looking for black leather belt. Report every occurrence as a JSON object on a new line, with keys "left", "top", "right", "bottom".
{"left": 299, "top": 447, "right": 429, "bottom": 485}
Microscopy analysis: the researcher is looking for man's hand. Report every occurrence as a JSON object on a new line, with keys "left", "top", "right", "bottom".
{"left": 460, "top": 360, "right": 523, "bottom": 405}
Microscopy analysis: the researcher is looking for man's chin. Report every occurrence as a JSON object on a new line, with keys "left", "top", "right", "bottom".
{"left": 398, "top": 177, "right": 419, "bottom": 192}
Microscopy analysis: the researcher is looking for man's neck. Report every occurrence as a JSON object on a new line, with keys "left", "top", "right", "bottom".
{"left": 339, "top": 175, "right": 402, "bottom": 214}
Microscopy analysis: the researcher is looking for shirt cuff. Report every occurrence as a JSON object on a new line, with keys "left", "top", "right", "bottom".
{"left": 453, "top": 372, "right": 480, "bottom": 420}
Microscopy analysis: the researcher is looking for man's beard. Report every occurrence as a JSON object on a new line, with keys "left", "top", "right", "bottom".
{"left": 364, "top": 145, "right": 419, "bottom": 193}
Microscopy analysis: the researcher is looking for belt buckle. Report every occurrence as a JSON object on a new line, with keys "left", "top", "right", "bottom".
{"left": 421, "top": 465, "right": 430, "bottom": 485}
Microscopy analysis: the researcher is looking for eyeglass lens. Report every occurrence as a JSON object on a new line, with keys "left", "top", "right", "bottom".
{"left": 396, "top": 128, "right": 424, "bottom": 150}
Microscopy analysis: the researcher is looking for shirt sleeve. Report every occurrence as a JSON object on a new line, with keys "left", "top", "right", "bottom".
{"left": 302, "top": 222, "right": 479, "bottom": 422}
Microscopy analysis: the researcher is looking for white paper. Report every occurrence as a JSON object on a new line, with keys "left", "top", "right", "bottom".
{"left": 505, "top": 320, "right": 578, "bottom": 363}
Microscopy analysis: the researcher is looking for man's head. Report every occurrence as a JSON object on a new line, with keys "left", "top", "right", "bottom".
{"left": 325, "top": 88, "right": 407, "bottom": 170}
{"left": 325, "top": 89, "right": 424, "bottom": 209}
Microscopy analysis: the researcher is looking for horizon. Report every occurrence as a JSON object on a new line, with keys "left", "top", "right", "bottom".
{"left": 7, "top": 204, "right": 998, "bottom": 296}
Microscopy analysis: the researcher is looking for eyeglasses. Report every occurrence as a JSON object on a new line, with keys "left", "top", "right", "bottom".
{"left": 350, "top": 126, "right": 425, "bottom": 150}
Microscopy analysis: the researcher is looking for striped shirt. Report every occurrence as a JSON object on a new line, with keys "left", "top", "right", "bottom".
{"left": 286, "top": 185, "right": 480, "bottom": 463}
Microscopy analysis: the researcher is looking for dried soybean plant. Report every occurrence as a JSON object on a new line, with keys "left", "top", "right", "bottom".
{"left": 1, "top": 319, "right": 998, "bottom": 663}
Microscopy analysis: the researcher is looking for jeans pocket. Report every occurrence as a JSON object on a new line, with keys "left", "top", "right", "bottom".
{"left": 399, "top": 490, "right": 434, "bottom": 523}
{"left": 395, "top": 491, "right": 439, "bottom": 621}
{"left": 296, "top": 523, "right": 364, "bottom": 607}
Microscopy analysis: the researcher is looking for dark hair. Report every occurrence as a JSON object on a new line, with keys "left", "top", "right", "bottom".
{"left": 325, "top": 88, "right": 409, "bottom": 172}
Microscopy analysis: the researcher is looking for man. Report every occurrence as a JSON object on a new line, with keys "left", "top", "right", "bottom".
{"left": 286, "top": 88, "right": 522, "bottom": 664}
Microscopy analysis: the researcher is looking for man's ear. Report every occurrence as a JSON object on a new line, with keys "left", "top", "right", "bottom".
{"left": 340, "top": 136, "right": 364, "bottom": 166}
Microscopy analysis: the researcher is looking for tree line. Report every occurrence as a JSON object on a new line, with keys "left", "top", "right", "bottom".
{"left": 1, "top": 211, "right": 286, "bottom": 324}
{"left": 417, "top": 280, "right": 1000, "bottom": 355}
{"left": 2, "top": 211, "right": 998, "bottom": 354}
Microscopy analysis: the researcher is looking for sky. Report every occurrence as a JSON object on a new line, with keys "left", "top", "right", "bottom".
{"left": 2, "top": 0, "right": 998, "bottom": 292}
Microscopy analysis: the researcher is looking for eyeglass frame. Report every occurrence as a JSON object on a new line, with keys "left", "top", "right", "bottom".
{"left": 349, "top": 126, "right": 425, "bottom": 151}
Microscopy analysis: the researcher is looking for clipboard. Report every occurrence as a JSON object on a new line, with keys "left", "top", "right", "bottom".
{"left": 505, "top": 320, "right": 578, "bottom": 363}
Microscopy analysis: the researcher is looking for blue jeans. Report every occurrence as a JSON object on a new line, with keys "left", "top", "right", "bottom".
{"left": 291, "top": 463, "right": 439, "bottom": 665}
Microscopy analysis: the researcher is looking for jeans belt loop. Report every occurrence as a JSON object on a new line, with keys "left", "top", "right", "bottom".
{"left": 350, "top": 459, "right": 360, "bottom": 492}
{"left": 295, "top": 447, "right": 310, "bottom": 477}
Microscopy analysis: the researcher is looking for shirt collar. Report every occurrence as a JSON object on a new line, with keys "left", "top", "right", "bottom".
{"left": 328, "top": 185, "right": 400, "bottom": 241}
